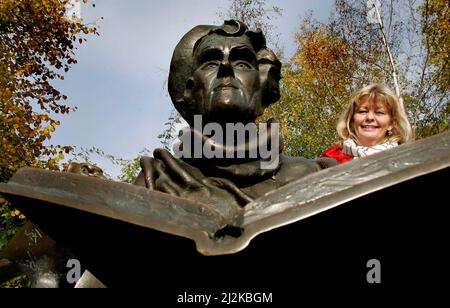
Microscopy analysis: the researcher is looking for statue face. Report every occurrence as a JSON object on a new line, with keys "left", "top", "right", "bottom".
{"left": 190, "top": 34, "right": 263, "bottom": 124}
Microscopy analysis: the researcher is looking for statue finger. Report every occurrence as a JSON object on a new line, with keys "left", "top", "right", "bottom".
{"left": 157, "top": 180, "right": 180, "bottom": 196}
{"left": 153, "top": 149, "right": 203, "bottom": 189}
{"left": 153, "top": 159, "right": 185, "bottom": 196}
{"left": 202, "top": 177, "right": 254, "bottom": 206}
{"left": 139, "top": 156, "right": 156, "bottom": 190}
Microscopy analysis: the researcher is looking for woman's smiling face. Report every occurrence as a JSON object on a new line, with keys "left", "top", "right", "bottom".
{"left": 353, "top": 97, "right": 393, "bottom": 147}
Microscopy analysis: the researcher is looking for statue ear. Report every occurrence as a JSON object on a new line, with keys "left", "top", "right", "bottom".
{"left": 182, "top": 78, "right": 195, "bottom": 111}
{"left": 259, "top": 63, "right": 281, "bottom": 107}
{"left": 184, "top": 78, "right": 194, "bottom": 98}
{"left": 257, "top": 49, "right": 281, "bottom": 108}
{"left": 173, "top": 78, "right": 195, "bottom": 125}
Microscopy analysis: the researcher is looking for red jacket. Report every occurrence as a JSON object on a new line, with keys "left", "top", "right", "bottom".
{"left": 321, "top": 144, "right": 353, "bottom": 164}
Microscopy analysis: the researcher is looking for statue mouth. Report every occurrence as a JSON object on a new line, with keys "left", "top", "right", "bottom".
{"left": 214, "top": 83, "right": 239, "bottom": 91}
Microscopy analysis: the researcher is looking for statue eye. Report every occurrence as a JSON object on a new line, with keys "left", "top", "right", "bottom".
{"left": 201, "top": 62, "right": 219, "bottom": 69}
{"left": 234, "top": 61, "right": 252, "bottom": 69}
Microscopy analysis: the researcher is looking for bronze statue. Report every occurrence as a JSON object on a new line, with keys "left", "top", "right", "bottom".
{"left": 1, "top": 20, "right": 449, "bottom": 288}
{"left": 66, "top": 20, "right": 335, "bottom": 225}
{"left": 129, "top": 20, "right": 335, "bottom": 224}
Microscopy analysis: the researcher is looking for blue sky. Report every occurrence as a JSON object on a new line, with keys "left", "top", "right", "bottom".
{"left": 50, "top": 0, "right": 334, "bottom": 178}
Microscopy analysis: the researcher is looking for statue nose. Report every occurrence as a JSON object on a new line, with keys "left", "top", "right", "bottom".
{"left": 217, "top": 60, "right": 235, "bottom": 78}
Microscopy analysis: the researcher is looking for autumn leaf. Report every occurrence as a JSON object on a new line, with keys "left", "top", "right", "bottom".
{"left": 0, "top": 0, "right": 99, "bottom": 182}
{"left": 263, "top": 0, "right": 448, "bottom": 158}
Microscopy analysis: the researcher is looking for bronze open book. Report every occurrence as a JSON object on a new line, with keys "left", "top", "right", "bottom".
{"left": 1, "top": 131, "right": 449, "bottom": 257}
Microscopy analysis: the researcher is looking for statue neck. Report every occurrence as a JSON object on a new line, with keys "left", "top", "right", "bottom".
{"left": 173, "top": 119, "right": 282, "bottom": 164}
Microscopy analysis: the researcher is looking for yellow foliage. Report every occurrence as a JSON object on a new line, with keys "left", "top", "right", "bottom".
{"left": 0, "top": 0, "right": 98, "bottom": 182}
{"left": 263, "top": 17, "right": 387, "bottom": 158}
{"left": 422, "top": 0, "right": 450, "bottom": 91}
{"left": 9, "top": 209, "right": 25, "bottom": 219}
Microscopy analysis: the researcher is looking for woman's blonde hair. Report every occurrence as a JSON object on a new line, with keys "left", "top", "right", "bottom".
{"left": 336, "top": 84, "right": 413, "bottom": 145}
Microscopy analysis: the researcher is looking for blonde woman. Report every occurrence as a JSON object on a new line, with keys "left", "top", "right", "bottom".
{"left": 321, "top": 84, "right": 413, "bottom": 163}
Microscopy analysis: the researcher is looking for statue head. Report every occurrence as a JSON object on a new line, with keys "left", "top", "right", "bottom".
{"left": 168, "top": 20, "right": 281, "bottom": 126}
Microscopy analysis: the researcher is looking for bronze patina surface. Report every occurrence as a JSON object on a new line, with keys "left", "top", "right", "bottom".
{"left": 1, "top": 20, "right": 449, "bottom": 288}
